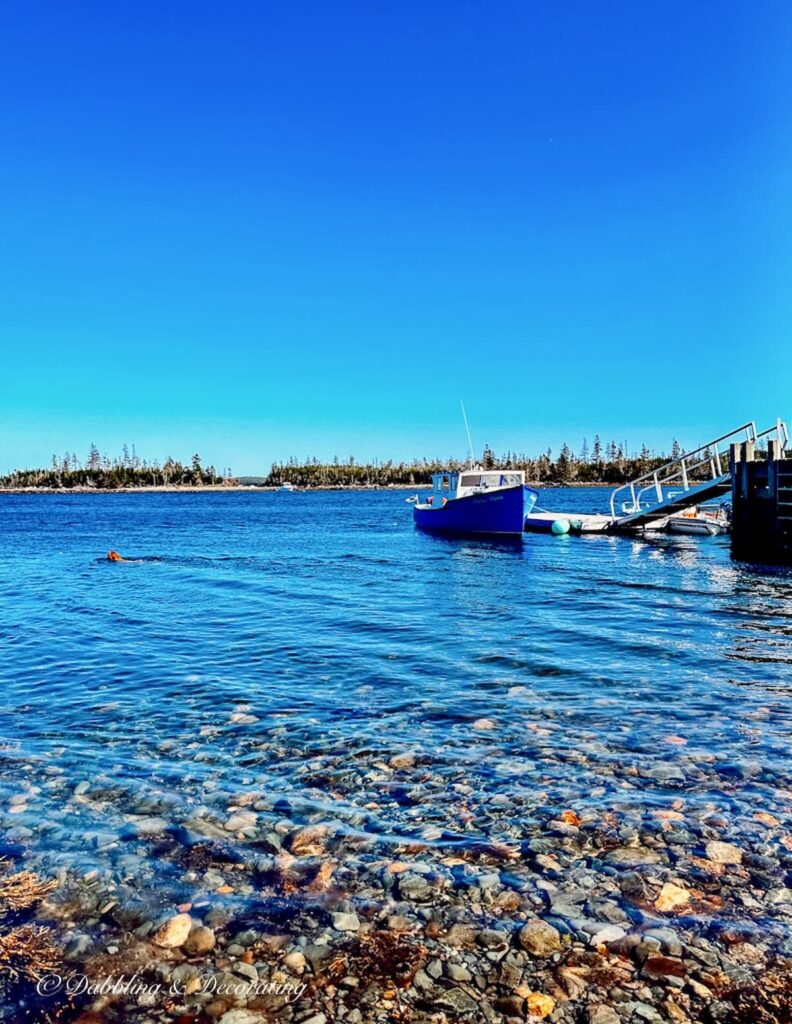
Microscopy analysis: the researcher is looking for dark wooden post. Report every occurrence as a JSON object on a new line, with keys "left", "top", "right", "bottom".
{"left": 730, "top": 443, "right": 741, "bottom": 501}
{"left": 731, "top": 435, "right": 792, "bottom": 564}
{"left": 776, "top": 453, "right": 792, "bottom": 561}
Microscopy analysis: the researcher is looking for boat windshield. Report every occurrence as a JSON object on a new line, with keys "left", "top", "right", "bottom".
{"left": 460, "top": 472, "right": 522, "bottom": 489}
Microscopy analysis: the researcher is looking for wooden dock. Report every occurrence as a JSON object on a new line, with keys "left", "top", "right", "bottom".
{"left": 731, "top": 437, "right": 792, "bottom": 565}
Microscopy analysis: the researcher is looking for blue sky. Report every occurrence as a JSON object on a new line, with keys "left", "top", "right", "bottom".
{"left": 1, "top": 1, "right": 790, "bottom": 473}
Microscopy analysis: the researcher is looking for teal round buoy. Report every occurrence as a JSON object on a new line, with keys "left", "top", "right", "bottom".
{"left": 551, "top": 519, "right": 570, "bottom": 535}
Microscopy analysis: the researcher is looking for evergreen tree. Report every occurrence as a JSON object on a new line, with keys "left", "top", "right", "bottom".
{"left": 557, "top": 442, "right": 572, "bottom": 481}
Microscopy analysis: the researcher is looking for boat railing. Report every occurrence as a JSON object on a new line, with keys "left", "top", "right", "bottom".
{"left": 610, "top": 420, "right": 789, "bottom": 520}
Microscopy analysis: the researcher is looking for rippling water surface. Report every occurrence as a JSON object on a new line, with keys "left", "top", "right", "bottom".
{"left": 1, "top": 489, "right": 791, "bottom": 929}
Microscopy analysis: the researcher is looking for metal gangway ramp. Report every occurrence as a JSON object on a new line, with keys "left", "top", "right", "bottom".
{"left": 610, "top": 420, "right": 789, "bottom": 531}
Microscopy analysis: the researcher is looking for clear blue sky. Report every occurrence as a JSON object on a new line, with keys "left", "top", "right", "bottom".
{"left": 1, "top": 1, "right": 790, "bottom": 473}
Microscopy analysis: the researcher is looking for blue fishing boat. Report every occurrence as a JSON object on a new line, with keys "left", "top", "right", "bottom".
{"left": 411, "top": 469, "right": 538, "bottom": 536}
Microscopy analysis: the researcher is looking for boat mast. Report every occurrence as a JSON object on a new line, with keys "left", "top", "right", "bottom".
{"left": 460, "top": 400, "right": 475, "bottom": 468}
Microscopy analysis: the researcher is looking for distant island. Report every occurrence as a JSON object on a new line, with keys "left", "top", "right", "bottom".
{"left": 0, "top": 447, "right": 224, "bottom": 490}
{"left": 0, "top": 437, "right": 701, "bottom": 490}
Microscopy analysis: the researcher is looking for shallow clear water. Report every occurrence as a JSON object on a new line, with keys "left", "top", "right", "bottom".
{"left": 0, "top": 489, "right": 790, "bottom": 930}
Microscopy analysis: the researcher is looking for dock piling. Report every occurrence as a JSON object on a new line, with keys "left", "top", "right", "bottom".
{"left": 731, "top": 430, "right": 792, "bottom": 565}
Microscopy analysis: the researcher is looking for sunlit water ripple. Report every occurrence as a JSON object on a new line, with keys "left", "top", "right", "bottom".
{"left": 0, "top": 488, "right": 790, "bottom": 933}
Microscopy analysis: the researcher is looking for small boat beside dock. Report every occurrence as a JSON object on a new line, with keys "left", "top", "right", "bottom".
{"left": 665, "top": 504, "right": 730, "bottom": 535}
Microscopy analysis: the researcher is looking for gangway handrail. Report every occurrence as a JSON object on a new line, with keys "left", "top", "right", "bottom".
{"left": 609, "top": 420, "right": 788, "bottom": 520}
{"left": 768, "top": 417, "right": 790, "bottom": 452}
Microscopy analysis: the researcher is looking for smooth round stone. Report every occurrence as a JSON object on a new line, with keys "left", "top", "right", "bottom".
{"left": 331, "top": 912, "right": 360, "bottom": 932}
{"left": 152, "top": 913, "right": 193, "bottom": 948}
{"left": 184, "top": 924, "right": 216, "bottom": 954}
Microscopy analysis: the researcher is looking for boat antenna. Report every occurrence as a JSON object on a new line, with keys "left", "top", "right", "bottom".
{"left": 460, "top": 399, "right": 475, "bottom": 467}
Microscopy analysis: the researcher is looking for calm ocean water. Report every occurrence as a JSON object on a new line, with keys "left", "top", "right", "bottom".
{"left": 0, "top": 489, "right": 790, "bottom": 929}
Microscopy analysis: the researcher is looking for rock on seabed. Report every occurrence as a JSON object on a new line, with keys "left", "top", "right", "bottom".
{"left": 184, "top": 924, "right": 216, "bottom": 954}
{"left": 517, "top": 919, "right": 562, "bottom": 956}
{"left": 705, "top": 840, "right": 743, "bottom": 865}
{"left": 152, "top": 912, "right": 193, "bottom": 948}
{"left": 655, "top": 881, "right": 689, "bottom": 912}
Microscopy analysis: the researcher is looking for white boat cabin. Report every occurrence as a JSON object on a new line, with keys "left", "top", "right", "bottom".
{"left": 428, "top": 467, "right": 525, "bottom": 502}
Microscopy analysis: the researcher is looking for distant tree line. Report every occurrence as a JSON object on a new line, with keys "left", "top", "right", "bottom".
{"left": 264, "top": 436, "right": 696, "bottom": 487}
{"left": 0, "top": 445, "right": 228, "bottom": 489}
{"left": 1, "top": 436, "right": 715, "bottom": 489}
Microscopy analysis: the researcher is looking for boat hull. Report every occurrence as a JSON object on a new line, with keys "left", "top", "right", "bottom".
{"left": 667, "top": 517, "right": 724, "bottom": 535}
{"left": 413, "top": 485, "right": 537, "bottom": 536}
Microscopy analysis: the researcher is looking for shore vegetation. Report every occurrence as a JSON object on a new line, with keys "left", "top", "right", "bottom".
{"left": 0, "top": 446, "right": 225, "bottom": 489}
{"left": 264, "top": 436, "right": 690, "bottom": 487}
{"left": 0, "top": 437, "right": 715, "bottom": 489}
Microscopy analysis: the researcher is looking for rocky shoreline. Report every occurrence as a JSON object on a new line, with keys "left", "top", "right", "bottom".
{"left": 4, "top": 741, "right": 790, "bottom": 1024}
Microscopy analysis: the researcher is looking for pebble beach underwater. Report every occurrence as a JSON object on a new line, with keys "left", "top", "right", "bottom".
{"left": 0, "top": 488, "right": 790, "bottom": 1023}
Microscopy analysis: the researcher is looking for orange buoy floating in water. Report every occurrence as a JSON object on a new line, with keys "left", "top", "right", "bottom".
{"left": 107, "top": 551, "right": 125, "bottom": 562}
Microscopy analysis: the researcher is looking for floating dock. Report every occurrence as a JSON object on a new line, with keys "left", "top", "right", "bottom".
{"left": 524, "top": 511, "right": 612, "bottom": 534}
